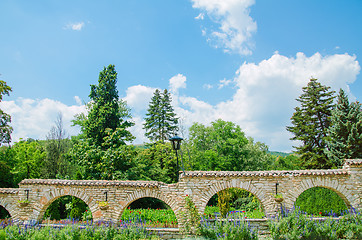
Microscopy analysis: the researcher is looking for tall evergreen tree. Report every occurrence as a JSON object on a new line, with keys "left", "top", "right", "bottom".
{"left": 83, "top": 64, "right": 134, "bottom": 147}
{"left": 326, "top": 89, "right": 362, "bottom": 165}
{"left": 287, "top": 78, "right": 335, "bottom": 169}
{"left": 70, "top": 65, "right": 135, "bottom": 180}
{"left": 144, "top": 89, "right": 178, "bottom": 142}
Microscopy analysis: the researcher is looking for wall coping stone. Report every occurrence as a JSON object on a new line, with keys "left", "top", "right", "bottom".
{"left": 0, "top": 188, "right": 19, "bottom": 194}
{"left": 180, "top": 169, "right": 349, "bottom": 178}
{"left": 345, "top": 159, "right": 362, "bottom": 166}
{"left": 19, "top": 179, "right": 165, "bottom": 188}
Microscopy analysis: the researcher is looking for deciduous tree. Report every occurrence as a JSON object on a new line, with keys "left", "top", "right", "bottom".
{"left": 186, "top": 119, "right": 273, "bottom": 171}
{"left": 0, "top": 80, "right": 12, "bottom": 145}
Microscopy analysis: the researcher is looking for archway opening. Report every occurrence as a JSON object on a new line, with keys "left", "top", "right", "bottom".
{"left": 42, "top": 195, "right": 92, "bottom": 223}
{"left": 205, "top": 188, "right": 264, "bottom": 219}
{"left": 0, "top": 205, "right": 11, "bottom": 220}
{"left": 121, "top": 197, "right": 177, "bottom": 228}
{"left": 295, "top": 187, "right": 348, "bottom": 216}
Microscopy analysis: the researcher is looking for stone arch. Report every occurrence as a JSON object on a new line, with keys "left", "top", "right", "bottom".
{"left": 116, "top": 188, "right": 181, "bottom": 225}
{"left": 32, "top": 188, "right": 96, "bottom": 221}
{"left": 289, "top": 177, "right": 356, "bottom": 209}
{"left": 199, "top": 179, "right": 267, "bottom": 215}
{"left": 0, "top": 199, "right": 16, "bottom": 219}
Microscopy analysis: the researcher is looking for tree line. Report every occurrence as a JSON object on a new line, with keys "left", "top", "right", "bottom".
{"left": 0, "top": 66, "right": 361, "bottom": 189}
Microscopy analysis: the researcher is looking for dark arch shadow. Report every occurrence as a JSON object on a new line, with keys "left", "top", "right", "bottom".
{"left": 0, "top": 205, "right": 11, "bottom": 219}
{"left": 295, "top": 186, "right": 348, "bottom": 216}
{"left": 205, "top": 187, "right": 265, "bottom": 219}
{"left": 42, "top": 195, "right": 92, "bottom": 222}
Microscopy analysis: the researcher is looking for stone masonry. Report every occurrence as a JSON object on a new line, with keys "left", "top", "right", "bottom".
{"left": 0, "top": 159, "right": 361, "bottom": 228}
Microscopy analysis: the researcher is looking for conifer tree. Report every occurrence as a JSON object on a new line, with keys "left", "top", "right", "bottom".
{"left": 84, "top": 65, "right": 134, "bottom": 147}
{"left": 144, "top": 89, "right": 178, "bottom": 142}
{"left": 287, "top": 78, "right": 335, "bottom": 169}
{"left": 326, "top": 89, "right": 362, "bottom": 165}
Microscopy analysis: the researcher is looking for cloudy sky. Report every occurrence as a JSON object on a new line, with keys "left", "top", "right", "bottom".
{"left": 0, "top": 0, "right": 361, "bottom": 152}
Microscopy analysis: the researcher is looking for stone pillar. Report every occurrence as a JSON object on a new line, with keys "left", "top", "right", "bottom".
{"left": 344, "top": 159, "right": 362, "bottom": 210}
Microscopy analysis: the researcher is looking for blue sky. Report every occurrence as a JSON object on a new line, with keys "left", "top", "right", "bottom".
{"left": 1, "top": 0, "right": 361, "bottom": 152}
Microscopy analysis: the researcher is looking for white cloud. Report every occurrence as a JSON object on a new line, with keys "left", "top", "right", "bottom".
{"left": 123, "top": 85, "right": 157, "bottom": 112}
{"left": 218, "top": 78, "right": 232, "bottom": 89}
{"left": 74, "top": 96, "right": 82, "bottom": 105}
{"left": 170, "top": 52, "right": 360, "bottom": 151}
{"left": 195, "top": 13, "right": 204, "bottom": 20}
{"left": 169, "top": 74, "right": 187, "bottom": 95}
{"left": 64, "top": 22, "right": 85, "bottom": 31}
{"left": 2, "top": 53, "right": 359, "bottom": 151}
{"left": 0, "top": 98, "right": 86, "bottom": 143}
{"left": 203, "top": 83, "right": 213, "bottom": 89}
{"left": 192, "top": 0, "right": 257, "bottom": 55}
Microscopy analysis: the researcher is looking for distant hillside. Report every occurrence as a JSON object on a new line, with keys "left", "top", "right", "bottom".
{"left": 268, "top": 151, "right": 291, "bottom": 157}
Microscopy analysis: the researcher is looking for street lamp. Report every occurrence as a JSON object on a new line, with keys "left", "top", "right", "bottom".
{"left": 169, "top": 135, "right": 183, "bottom": 181}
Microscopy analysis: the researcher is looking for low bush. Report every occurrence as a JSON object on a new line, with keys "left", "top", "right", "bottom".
{"left": 269, "top": 207, "right": 362, "bottom": 240}
{"left": 0, "top": 222, "right": 161, "bottom": 240}
{"left": 199, "top": 218, "right": 258, "bottom": 240}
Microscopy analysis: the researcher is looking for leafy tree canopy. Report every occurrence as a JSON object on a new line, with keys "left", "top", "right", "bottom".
{"left": 185, "top": 119, "right": 273, "bottom": 171}
{"left": 0, "top": 80, "right": 13, "bottom": 145}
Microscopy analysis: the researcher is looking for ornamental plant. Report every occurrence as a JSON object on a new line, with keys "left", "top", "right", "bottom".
{"left": 97, "top": 201, "right": 109, "bottom": 207}
{"left": 269, "top": 207, "right": 362, "bottom": 240}
{"left": 217, "top": 189, "right": 231, "bottom": 218}
{"left": 181, "top": 195, "right": 201, "bottom": 235}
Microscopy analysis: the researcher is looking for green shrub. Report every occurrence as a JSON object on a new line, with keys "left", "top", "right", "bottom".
{"left": 217, "top": 190, "right": 231, "bottom": 218}
{"left": 269, "top": 207, "right": 362, "bottom": 240}
{"left": 199, "top": 219, "right": 258, "bottom": 240}
{"left": 0, "top": 229, "right": 6, "bottom": 240}
{"left": 295, "top": 187, "right": 347, "bottom": 216}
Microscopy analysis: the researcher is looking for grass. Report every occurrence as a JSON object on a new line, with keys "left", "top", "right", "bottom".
{"left": 203, "top": 206, "right": 265, "bottom": 220}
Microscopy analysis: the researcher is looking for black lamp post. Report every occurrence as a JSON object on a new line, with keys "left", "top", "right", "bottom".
{"left": 169, "top": 135, "right": 183, "bottom": 181}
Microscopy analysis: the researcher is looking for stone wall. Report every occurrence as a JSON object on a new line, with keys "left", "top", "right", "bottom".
{"left": 0, "top": 159, "right": 361, "bottom": 228}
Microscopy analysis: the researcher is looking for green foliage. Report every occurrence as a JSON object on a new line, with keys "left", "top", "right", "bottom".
{"left": 0, "top": 80, "right": 12, "bottom": 145}
{"left": 0, "top": 161, "right": 13, "bottom": 188}
{"left": 69, "top": 65, "right": 136, "bottom": 180}
{"left": 217, "top": 190, "right": 231, "bottom": 218}
{"left": 182, "top": 195, "right": 201, "bottom": 235}
{"left": 83, "top": 65, "right": 134, "bottom": 147}
{"left": 11, "top": 139, "right": 46, "bottom": 183}
{"left": 43, "top": 114, "right": 74, "bottom": 179}
{"left": 185, "top": 119, "right": 273, "bottom": 171}
{"left": 326, "top": 88, "right": 362, "bottom": 165}
{"left": 144, "top": 89, "right": 178, "bottom": 142}
{"left": 132, "top": 141, "right": 178, "bottom": 183}
{"left": 269, "top": 154, "right": 301, "bottom": 170}
{"left": 121, "top": 207, "right": 177, "bottom": 227}
{"left": 287, "top": 78, "right": 336, "bottom": 169}
{"left": 44, "top": 196, "right": 88, "bottom": 220}
{"left": 69, "top": 138, "right": 138, "bottom": 180}
{"left": 295, "top": 187, "right": 347, "bottom": 216}
{"left": 0, "top": 229, "right": 5, "bottom": 240}
{"left": 269, "top": 208, "right": 362, "bottom": 240}
{"left": 199, "top": 219, "right": 258, "bottom": 240}
{"left": 1, "top": 224, "right": 160, "bottom": 240}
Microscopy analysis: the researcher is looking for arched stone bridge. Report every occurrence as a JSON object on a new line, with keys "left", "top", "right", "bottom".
{"left": 1, "top": 159, "right": 361, "bottom": 227}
